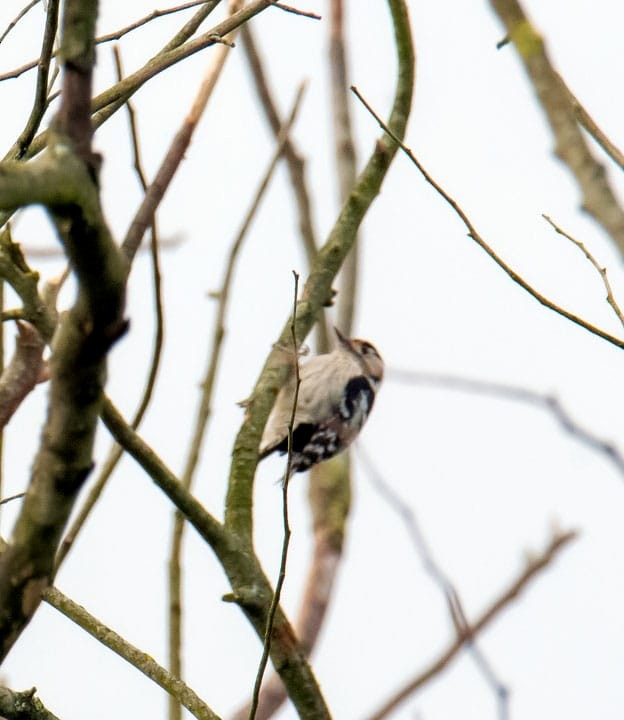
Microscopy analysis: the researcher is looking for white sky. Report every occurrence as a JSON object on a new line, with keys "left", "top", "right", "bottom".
{"left": 1, "top": 1, "right": 624, "bottom": 719}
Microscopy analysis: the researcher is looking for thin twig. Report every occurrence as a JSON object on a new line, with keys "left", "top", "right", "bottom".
{"left": 366, "top": 529, "right": 578, "bottom": 720}
{"left": 0, "top": 1, "right": 220, "bottom": 82}
{"left": 43, "top": 587, "right": 220, "bottom": 720}
{"left": 168, "top": 83, "right": 306, "bottom": 720}
{"left": 274, "top": 3, "right": 321, "bottom": 19}
{"left": 248, "top": 272, "right": 301, "bottom": 720}
{"left": 0, "top": 492, "right": 26, "bottom": 506}
{"left": 542, "top": 214, "right": 624, "bottom": 328}
{"left": 0, "top": 0, "right": 41, "bottom": 45}
{"left": 122, "top": 0, "right": 248, "bottom": 263}
{"left": 387, "top": 368, "right": 624, "bottom": 478}
{"left": 490, "top": 0, "right": 624, "bottom": 254}
{"left": 350, "top": 84, "right": 624, "bottom": 352}
{"left": 329, "top": 0, "right": 358, "bottom": 337}
{"left": 560, "top": 77, "right": 624, "bottom": 173}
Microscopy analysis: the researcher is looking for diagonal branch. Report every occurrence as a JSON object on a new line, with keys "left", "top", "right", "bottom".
{"left": 44, "top": 587, "right": 220, "bottom": 720}
{"left": 0, "top": 685, "right": 61, "bottom": 720}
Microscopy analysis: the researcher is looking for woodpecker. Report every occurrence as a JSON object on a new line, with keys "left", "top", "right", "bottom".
{"left": 259, "top": 327, "right": 383, "bottom": 475}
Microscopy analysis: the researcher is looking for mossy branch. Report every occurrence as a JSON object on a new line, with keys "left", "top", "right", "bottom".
{"left": 0, "top": 0, "right": 127, "bottom": 662}
{"left": 224, "top": 0, "right": 414, "bottom": 542}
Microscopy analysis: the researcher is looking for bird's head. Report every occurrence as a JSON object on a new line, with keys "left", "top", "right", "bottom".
{"left": 334, "top": 327, "right": 384, "bottom": 383}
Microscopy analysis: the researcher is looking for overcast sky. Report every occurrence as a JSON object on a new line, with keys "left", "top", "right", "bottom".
{"left": 1, "top": 1, "right": 624, "bottom": 719}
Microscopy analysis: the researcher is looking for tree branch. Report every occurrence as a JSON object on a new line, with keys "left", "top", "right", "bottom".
{"left": 0, "top": 0, "right": 127, "bottom": 661}
{"left": 367, "top": 529, "right": 578, "bottom": 720}
{"left": 0, "top": 686, "right": 61, "bottom": 720}
{"left": 490, "top": 0, "right": 624, "bottom": 255}
{"left": 44, "top": 587, "right": 220, "bottom": 720}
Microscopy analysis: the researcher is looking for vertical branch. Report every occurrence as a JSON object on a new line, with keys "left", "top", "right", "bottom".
{"left": 225, "top": 0, "right": 415, "bottom": 543}
{"left": 167, "top": 84, "right": 306, "bottom": 720}
{"left": 8, "top": 0, "right": 60, "bottom": 160}
{"left": 0, "top": 0, "right": 127, "bottom": 661}
{"left": 240, "top": 24, "right": 331, "bottom": 353}
{"left": 328, "top": 0, "right": 358, "bottom": 336}
{"left": 248, "top": 272, "right": 301, "bottom": 720}
{"left": 55, "top": 45, "right": 166, "bottom": 571}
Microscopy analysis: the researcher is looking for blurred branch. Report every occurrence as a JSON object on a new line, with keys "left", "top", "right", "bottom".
{"left": 0, "top": 685, "right": 60, "bottom": 720}
{"left": 249, "top": 272, "right": 301, "bottom": 720}
{"left": 329, "top": 0, "right": 358, "bottom": 337}
{"left": 490, "top": 0, "right": 624, "bottom": 255}
{"left": 168, "top": 82, "right": 306, "bottom": 720}
{"left": 225, "top": 0, "right": 414, "bottom": 542}
{"left": 350, "top": 85, "right": 624, "bottom": 352}
{"left": 0, "top": 0, "right": 41, "bottom": 46}
{"left": 542, "top": 214, "right": 624, "bottom": 328}
{"left": 359, "top": 447, "right": 509, "bottom": 719}
{"left": 388, "top": 368, "right": 624, "bottom": 477}
{"left": 0, "top": 321, "right": 44, "bottom": 429}
{"left": 240, "top": 24, "right": 331, "bottom": 352}
{"left": 230, "top": 454, "right": 351, "bottom": 720}
{"left": 97, "top": 1, "right": 220, "bottom": 45}
{"left": 223, "top": 0, "right": 413, "bottom": 713}
{"left": 273, "top": 3, "right": 321, "bottom": 20}
{"left": 122, "top": 0, "right": 250, "bottom": 263}
{"left": 43, "top": 587, "right": 220, "bottom": 720}
{"left": 367, "top": 528, "right": 578, "bottom": 720}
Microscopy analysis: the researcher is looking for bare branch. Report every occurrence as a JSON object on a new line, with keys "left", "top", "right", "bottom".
{"left": 350, "top": 85, "right": 624, "bottom": 352}
{"left": 273, "top": 3, "right": 321, "bottom": 20}
{"left": 240, "top": 24, "right": 330, "bottom": 352}
{"left": 0, "top": 321, "right": 44, "bottom": 429}
{"left": 44, "top": 587, "right": 220, "bottom": 720}
{"left": 249, "top": 272, "right": 301, "bottom": 720}
{"left": 122, "top": 0, "right": 250, "bottom": 262}
{"left": 168, "top": 83, "right": 306, "bottom": 720}
{"left": 55, "top": 46, "right": 166, "bottom": 571}
{"left": 329, "top": 0, "right": 358, "bottom": 337}
{"left": 0, "top": 0, "right": 127, "bottom": 660}
{"left": 490, "top": 0, "right": 624, "bottom": 254}
{"left": 359, "top": 447, "right": 510, "bottom": 718}
{"left": 0, "top": 0, "right": 41, "bottom": 46}
{"left": 543, "top": 214, "right": 624, "bottom": 328}
{"left": 367, "top": 529, "right": 578, "bottom": 720}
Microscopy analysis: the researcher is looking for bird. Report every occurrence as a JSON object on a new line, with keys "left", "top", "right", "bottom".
{"left": 259, "top": 327, "right": 384, "bottom": 476}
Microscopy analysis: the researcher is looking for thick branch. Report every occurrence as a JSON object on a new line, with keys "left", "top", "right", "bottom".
{"left": 0, "top": 0, "right": 126, "bottom": 660}
{"left": 222, "top": 0, "right": 414, "bottom": 716}
{"left": 368, "top": 529, "right": 578, "bottom": 720}
{"left": 224, "top": 0, "right": 414, "bottom": 541}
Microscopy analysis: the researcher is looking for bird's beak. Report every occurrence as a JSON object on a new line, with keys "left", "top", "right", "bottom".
{"left": 334, "top": 326, "right": 350, "bottom": 347}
